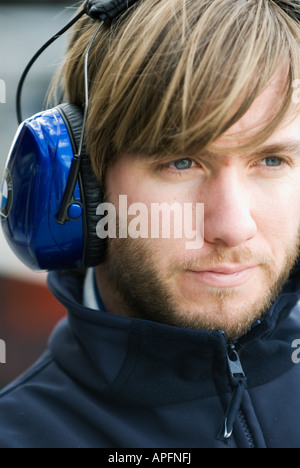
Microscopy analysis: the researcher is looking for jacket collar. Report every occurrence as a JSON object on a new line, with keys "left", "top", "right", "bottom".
{"left": 47, "top": 270, "right": 300, "bottom": 406}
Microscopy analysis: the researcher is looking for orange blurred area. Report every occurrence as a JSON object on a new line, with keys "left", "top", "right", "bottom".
{"left": 0, "top": 275, "right": 66, "bottom": 388}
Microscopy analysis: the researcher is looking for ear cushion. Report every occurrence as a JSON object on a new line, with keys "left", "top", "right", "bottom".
{"left": 57, "top": 103, "right": 106, "bottom": 267}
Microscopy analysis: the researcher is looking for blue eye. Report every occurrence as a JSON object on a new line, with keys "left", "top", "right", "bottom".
{"left": 264, "top": 157, "right": 283, "bottom": 167}
{"left": 170, "top": 159, "right": 194, "bottom": 170}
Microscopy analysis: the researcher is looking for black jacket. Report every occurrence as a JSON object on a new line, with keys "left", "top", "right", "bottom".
{"left": 0, "top": 270, "right": 300, "bottom": 448}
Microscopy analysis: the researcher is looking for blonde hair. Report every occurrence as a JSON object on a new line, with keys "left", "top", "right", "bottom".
{"left": 58, "top": 0, "right": 300, "bottom": 183}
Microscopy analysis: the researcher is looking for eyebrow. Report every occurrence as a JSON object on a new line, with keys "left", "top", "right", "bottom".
{"left": 140, "top": 140, "right": 300, "bottom": 168}
{"left": 201, "top": 141, "right": 300, "bottom": 162}
{"left": 254, "top": 142, "right": 300, "bottom": 158}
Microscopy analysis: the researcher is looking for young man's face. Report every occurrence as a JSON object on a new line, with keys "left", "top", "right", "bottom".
{"left": 96, "top": 75, "right": 300, "bottom": 340}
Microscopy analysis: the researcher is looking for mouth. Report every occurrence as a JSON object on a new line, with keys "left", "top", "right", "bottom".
{"left": 186, "top": 264, "right": 258, "bottom": 288}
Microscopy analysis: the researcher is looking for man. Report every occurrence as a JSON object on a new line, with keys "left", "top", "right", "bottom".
{"left": 1, "top": 0, "right": 300, "bottom": 448}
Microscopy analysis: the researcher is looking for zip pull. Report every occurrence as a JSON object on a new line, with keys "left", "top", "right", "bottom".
{"left": 226, "top": 347, "right": 247, "bottom": 387}
{"left": 218, "top": 347, "right": 247, "bottom": 443}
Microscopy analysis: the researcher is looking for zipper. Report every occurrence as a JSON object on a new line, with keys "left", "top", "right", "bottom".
{"left": 217, "top": 343, "right": 255, "bottom": 446}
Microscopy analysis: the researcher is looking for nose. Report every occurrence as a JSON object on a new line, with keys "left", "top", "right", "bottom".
{"left": 203, "top": 167, "right": 257, "bottom": 247}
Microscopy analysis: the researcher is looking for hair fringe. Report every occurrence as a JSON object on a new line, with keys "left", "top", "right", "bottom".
{"left": 53, "top": 0, "right": 300, "bottom": 183}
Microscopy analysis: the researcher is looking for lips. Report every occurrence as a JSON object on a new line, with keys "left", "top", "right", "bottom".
{"left": 186, "top": 264, "right": 258, "bottom": 288}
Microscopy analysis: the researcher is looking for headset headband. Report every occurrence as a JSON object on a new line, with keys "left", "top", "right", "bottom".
{"left": 275, "top": 0, "right": 300, "bottom": 21}
{"left": 84, "top": 0, "right": 141, "bottom": 22}
{"left": 17, "top": 0, "right": 142, "bottom": 125}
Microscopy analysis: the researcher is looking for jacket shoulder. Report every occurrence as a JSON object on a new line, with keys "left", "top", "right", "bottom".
{"left": 0, "top": 351, "right": 70, "bottom": 448}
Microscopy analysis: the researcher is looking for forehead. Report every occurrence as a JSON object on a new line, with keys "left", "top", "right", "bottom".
{"left": 121, "top": 71, "right": 300, "bottom": 169}
{"left": 211, "top": 71, "right": 300, "bottom": 156}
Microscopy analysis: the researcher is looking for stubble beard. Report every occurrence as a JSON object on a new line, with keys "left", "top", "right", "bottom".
{"left": 100, "top": 232, "right": 300, "bottom": 342}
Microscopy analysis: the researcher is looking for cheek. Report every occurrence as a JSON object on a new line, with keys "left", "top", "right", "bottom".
{"left": 106, "top": 164, "right": 160, "bottom": 206}
{"left": 106, "top": 169, "right": 200, "bottom": 267}
{"left": 106, "top": 164, "right": 190, "bottom": 213}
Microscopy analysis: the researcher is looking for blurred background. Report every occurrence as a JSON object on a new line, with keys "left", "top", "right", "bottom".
{"left": 0, "top": 0, "right": 80, "bottom": 388}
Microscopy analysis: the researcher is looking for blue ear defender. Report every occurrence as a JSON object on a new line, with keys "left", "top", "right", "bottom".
{"left": 0, "top": 0, "right": 142, "bottom": 271}
{"left": 1, "top": 103, "right": 104, "bottom": 271}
